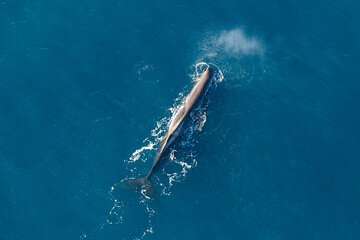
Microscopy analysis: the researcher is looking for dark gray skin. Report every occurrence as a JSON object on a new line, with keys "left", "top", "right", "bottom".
{"left": 122, "top": 67, "right": 213, "bottom": 198}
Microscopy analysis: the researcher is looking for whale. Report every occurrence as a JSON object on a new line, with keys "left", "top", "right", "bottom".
{"left": 122, "top": 67, "right": 213, "bottom": 198}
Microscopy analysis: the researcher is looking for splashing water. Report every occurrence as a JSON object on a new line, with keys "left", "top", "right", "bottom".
{"left": 192, "top": 62, "right": 224, "bottom": 84}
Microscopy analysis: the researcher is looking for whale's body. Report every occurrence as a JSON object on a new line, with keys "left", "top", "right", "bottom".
{"left": 122, "top": 67, "right": 213, "bottom": 198}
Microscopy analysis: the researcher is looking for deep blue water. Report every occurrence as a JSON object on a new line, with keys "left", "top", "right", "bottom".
{"left": 1, "top": 0, "right": 360, "bottom": 239}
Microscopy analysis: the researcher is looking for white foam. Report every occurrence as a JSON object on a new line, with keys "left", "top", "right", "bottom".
{"left": 129, "top": 140, "right": 156, "bottom": 162}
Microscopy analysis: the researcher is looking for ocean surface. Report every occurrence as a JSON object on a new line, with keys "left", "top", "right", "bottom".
{"left": 1, "top": 0, "right": 360, "bottom": 239}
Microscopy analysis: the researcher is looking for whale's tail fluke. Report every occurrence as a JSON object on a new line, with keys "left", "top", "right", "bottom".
{"left": 120, "top": 177, "right": 155, "bottom": 199}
